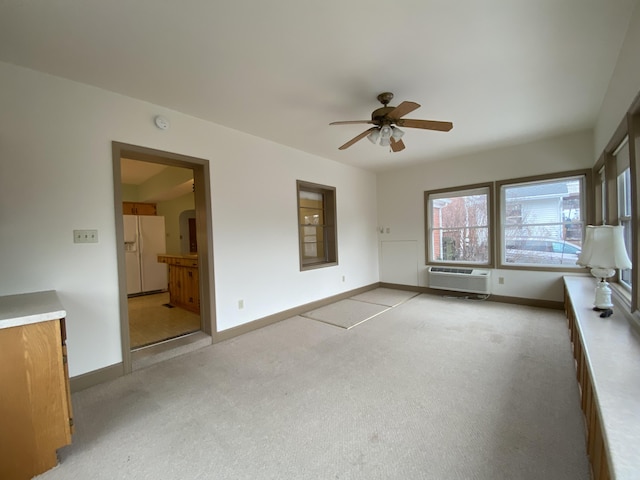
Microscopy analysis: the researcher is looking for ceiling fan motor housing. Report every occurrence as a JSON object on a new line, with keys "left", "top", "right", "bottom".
{"left": 371, "top": 107, "right": 395, "bottom": 124}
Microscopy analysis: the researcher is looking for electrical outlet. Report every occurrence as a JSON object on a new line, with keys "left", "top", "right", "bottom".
{"left": 73, "top": 229, "right": 98, "bottom": 243}
{"left": 498, "top": 277, "right": 505, "bottom": 285}
{"left": 342, "top": 275, "right": 345, "bottom": 282}
{"left": 238, "top": 299, "right": 244, "bottom": 309}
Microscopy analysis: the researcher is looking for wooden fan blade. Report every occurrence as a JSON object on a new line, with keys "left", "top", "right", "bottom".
{"left": 330, "top": 120, "right": 374, "bottom": 125}
{"left": 390, "top": 137, "right": 406, "bottom": 152}
{"left": 338, "top": 127, "right": 377, "bottom": 150}
{"left": 396, "top": 119, "right": 453, "bottom": 131}
{"left": 387, "top": 101, "right": 420, "bottom": 120}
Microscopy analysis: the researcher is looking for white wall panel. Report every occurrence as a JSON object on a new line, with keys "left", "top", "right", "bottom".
{"left": 380, "top": 241, "right": 418, "bottom": 286}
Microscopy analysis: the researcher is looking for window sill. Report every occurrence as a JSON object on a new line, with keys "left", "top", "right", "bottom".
{"left": 300, "top": 261, "right": 338, "bottom": 272}
{"left": 610, "top": 282, "right": 640, "bottom": 335}
{"left": 498, "top": 263, "right": 586, "bottom": 273}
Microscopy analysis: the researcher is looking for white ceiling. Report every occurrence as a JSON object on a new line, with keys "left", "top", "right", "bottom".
{"left": 120, "top": 158, "right": 194, "bottom": 203}
{"left": 0, "top": 0, "right": 636, "bottom": 172}
{"left": 120, "top": 159, "right": 168, "bottom": 185}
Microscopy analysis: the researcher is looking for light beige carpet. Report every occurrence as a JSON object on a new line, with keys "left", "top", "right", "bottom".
{"left": 301, "top": 298, "right": 390, "bottom": 329}
{"left": 301, "top": 287, "right": 419, "bottom": 329}
{"left": 37, "top": 292, "right": 589, "bottom": 480}
{"left": 350, "top": 287, "right": 419, "bottom": 307}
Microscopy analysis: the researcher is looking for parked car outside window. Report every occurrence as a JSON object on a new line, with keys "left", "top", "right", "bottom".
{"left": 505, "top": 238, "right": 581, "bottom": 265}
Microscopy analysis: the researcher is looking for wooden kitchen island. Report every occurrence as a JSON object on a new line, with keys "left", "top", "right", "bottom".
{"left": 157, "top": 254, "right": 200, "bottom": 313}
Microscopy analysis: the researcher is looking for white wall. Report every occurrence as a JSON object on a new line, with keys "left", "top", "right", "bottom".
{"left": 595, "top": 1, "right": 640, "bottom": 154}
{"left": 376, "top": 130, "right": 594, "bottom": 302}
{"left": 0, "top": 62, "right": 379, "bottom": 377}
{"left": 157, "top": 193, "right": 195, "bottom": 255}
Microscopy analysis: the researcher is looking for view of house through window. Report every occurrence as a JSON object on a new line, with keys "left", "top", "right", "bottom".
{"left": 500, "top": 174, "right": 585, "bottom": 267}
{"left": 427, "top": 185, "right": 490, "bottom": 264}
{"left": 297, "top": 181, "right": 337, "bottom": 270}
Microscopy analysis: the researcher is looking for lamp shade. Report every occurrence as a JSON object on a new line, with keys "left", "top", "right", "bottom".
{"left": 367, "top": 129, "right": 380, "bottom": 144}
{"left": 576, "top": 225, "right": 631, "bottom": 269}
{"left": 391, "top": 127, "right": 404, "bottom": 140}
{"left": 379, "top": 125, "right": 392, "bottom": 138}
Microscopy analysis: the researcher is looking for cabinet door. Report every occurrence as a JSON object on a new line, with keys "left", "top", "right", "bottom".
{"left": 122, "top": 202, "right": 136, "bottom": 215}
{"left": 135, "top": 203, "right": 157, "bottom": 215}
{"left": 167, "top": 265, "right": 181, "bottom": 306}
{"left": 0, "top": 320, "right": 72, "bottom": 479}
{"left": 185, "top": 267, "right": 199, "bottom": 310}
{"left": 122, "top": 202, "right": 156, "bottom": 215}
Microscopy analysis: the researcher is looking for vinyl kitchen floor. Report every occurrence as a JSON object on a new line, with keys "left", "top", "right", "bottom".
{"left": 128, "top": 292, "right": 201, "bottom": 349}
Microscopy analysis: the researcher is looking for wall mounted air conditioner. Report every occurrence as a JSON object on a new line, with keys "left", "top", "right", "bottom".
{"left": 428, "top": 266, "right": 491, "bottom": 295}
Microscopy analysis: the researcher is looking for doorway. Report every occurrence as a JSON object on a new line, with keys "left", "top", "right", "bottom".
{"left": 112, "top": 142, "right": 216, "bottom": 374}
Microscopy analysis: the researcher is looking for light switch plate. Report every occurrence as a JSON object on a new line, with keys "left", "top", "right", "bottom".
{"left": 74, "top": 229, "right": 99, "bottom": 243}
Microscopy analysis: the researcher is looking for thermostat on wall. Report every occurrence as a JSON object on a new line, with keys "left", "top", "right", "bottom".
{"left": 154, "top": 115, "right": 170, "bottom": 130}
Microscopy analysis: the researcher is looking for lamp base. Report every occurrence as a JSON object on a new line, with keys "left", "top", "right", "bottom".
{"left": 593, "top": 279, "right": 613, "bottom": 309}
{"left": 592, "top": 278, "right": 614, "bottom": 318}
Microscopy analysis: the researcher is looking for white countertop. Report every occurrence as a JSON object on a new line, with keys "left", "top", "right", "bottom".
{"left": 564, "top": 276, "right": 640, "bottom": 480}
{"left": 0, "top": 290, "right": 66, "bottom": 330}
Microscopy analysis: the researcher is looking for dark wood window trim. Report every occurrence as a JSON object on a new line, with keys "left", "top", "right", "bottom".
{"left": 496, "top": 169, "right": 592, "bottom": 272}
{"left": 598, "top": 109, "right": 640, "bottom": 312}
{"left": 629, "top": 112, "right": 640, "bottom": 311}
{"left": 424, "top": 182, "right": 494, "bottom": 268}
{"left": 297, "top": 180, "right": 338, "bottom": 271}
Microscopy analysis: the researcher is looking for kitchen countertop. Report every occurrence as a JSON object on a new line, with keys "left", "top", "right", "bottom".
{"left": 157, "top": 254, "right": 198, "bottom": 259}
{"left": 0, "top": 290, "right": 66, "bottom": 330}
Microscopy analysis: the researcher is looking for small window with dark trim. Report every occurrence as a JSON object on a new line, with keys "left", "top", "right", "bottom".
{"left": 297, "top": 180, "right": 337, "bottom": 270}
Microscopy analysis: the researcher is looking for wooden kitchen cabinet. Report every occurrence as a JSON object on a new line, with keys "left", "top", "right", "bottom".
{"left": 0, "top": 291, "right": 73, "bottom": 480}
{"left": 122, "top": 201, "right": 157, "bottom": 215}
{"left": 157, "top": 255, "right": 200, "bottom": 313}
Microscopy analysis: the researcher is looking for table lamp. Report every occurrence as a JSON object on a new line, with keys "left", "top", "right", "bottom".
{"left": 576, "top": 225, "right": 632, "bottom": 317}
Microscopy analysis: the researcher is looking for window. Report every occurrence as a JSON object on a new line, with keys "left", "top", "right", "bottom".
{"left": 297, "top": 180, "right": 337, "bottom": 270}
{"left": 618, "top": 167, "right": 632, "bottom": 288}
{"left": 596, "top": 166, "right": 606, "bottom": 225}
{"left": 498, "top": 172, "right": 588, "bottom": 268}
{"left": 425, "top": 183, "right": 492, "bottom": 265}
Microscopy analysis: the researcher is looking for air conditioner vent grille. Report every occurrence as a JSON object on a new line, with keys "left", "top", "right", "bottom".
{"left": 428, "top": 266, "right": 491, "bottom": 294}
{"left": 429, "top": 267, "right": 474, "bottom": 274}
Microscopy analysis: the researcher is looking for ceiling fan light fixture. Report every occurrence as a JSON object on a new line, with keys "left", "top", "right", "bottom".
{"left": 391, "top": 127, "right": 404, "bottom": 140}
{"left": 367, "top": 129, "right": 381, "bottom": 144}
{"left": 330, "top": 92, "right": 453, "bottom": 152}
{"left": 379, "top": 125, "right": 393, "bottom": 140}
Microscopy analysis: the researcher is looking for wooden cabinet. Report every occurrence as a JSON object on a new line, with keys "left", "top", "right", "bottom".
{"left": 0, "top": 311, "right": 73, "bottom": 480}
{"left": 122, "top": 201, "right": 157, "bottom": 215}
{"left": 157, "top": 255, "right": 200, "bottom": 313}
{"left": 563, "top": 276, "right": 640, "bottom": 480}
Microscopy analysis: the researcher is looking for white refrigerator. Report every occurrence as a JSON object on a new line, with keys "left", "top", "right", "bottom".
{"left": 123, "top": 215, "right": 168, "bottom": 295}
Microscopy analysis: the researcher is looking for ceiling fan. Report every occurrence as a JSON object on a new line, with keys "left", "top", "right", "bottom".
{"left": 330, "top": 92, "right": 453, "bottom": 152}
